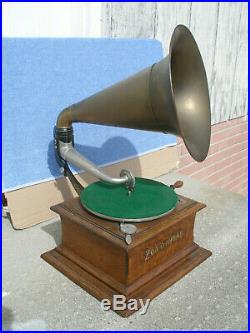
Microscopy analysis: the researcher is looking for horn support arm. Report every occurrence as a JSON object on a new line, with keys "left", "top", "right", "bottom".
{"left": 59, "top": 141, "right": 134, "bottom": 186}
{"left": 54, "top": 126, "right": 135, "bottom": 193}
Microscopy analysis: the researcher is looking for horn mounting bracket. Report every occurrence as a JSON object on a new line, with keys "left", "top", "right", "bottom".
{"left": 54, "top": 126, "right": 84, "bottom": 195}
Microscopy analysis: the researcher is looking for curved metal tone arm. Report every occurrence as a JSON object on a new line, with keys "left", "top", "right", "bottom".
{"left": 59, "top": 141, "right": 135, "bottom": 189}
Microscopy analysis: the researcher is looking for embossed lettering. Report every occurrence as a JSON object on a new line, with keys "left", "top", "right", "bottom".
{"left": 144, "top": 230, "right": 183, "bottom": 261}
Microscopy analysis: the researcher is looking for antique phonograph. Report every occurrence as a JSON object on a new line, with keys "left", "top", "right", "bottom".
{"left": 42, "top": 25, "right": 212, "bottom": 317}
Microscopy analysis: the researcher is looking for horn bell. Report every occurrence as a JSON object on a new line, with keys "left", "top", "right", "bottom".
{"left": 169, "top": 24, "right": 211, "bottom": 162}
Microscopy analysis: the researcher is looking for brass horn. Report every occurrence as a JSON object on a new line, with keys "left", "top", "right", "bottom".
{"left": 55, "top": 25, "right": 211, "bottom": 193}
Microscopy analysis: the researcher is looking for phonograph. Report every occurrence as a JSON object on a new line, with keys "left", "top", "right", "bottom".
{"left": 42, "top": 25, "right": 212, "bottom": 317}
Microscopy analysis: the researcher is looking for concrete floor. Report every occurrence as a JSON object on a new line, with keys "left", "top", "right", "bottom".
{"left": 2, "top": 172, "right": 248, "bottom": 330}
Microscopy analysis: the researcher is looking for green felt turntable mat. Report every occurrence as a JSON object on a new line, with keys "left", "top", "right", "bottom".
{"left": 80, "top": 177, "right": 178, "bottom": 222}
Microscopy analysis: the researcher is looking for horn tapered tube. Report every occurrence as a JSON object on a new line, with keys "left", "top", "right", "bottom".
{"left": 56, "top": 65, "right": 165, "bottom": 132}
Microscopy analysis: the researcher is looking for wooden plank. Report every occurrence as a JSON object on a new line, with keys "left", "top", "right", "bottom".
{"left": 209, "top": 2, "right": 242, "bottom": 124}
{"left": 78, "top": 2, "right": 102, "bottom": 37}
{"left": 230, "top": 3, "right": 248, "bottom": 120}
{"left": 108, "top": 2, "right": 156, "bottom": 38}
{"left": 100, "top": 3, "right": 112, "bottom": 36}
{"left": 155, "top": 2, "right": 191, "bottom": 55}
{"left": 189, "top": 2, "right": 219, "bottom": 124}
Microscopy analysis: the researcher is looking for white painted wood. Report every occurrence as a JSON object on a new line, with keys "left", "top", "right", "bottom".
{"left": 80, "top": 2, "right": 102, "bottom": 37}
{"left": 108, "top": 2, "right": 156, "bottom": 38}
{"left": 100, "top": 3, "right": 112, "bottom": 36}
{"left": 189, "top": 2, "right": 219, "bottom": 123}
{"left": 230, "top": 3, "right": 248, "bottom": 120}
{"left": 155, "top": 2, "right": 191, "bottom": 55}
{"left": 209, "top": 2, "right": 243, "bottom": 123}
{"left": 2, "top": 2, "right": 102, "bottom": 37}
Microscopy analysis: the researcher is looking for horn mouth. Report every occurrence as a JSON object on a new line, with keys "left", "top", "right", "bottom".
{"left": 169, "top": 25, "right": 211, "bottom": 162}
